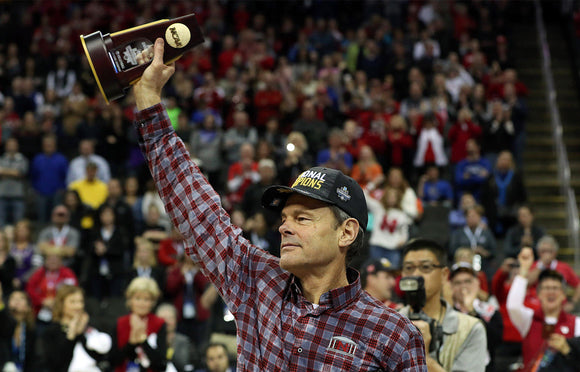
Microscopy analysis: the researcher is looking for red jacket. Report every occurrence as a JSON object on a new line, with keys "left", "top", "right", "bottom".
{"left": 165, "top": 266, "right": 211, "bottom": 321}
{"left": 26, "top": 266, "right": 77, "bottom": 314}
{"left": 448, "top": 120, "right": 482, "bottom": 163}
{"left": 492, "top": 269, "right": 540, "bottom": 343}
{"left": 523, "top": 308, "right": 577, "bottom": 367}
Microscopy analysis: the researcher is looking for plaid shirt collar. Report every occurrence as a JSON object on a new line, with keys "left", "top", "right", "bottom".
{"left": 286, "top": 267, "right": 362, "bottom": 311}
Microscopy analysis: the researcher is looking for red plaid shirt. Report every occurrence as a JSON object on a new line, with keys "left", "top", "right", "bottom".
{"left": 135, "top": 104, "right": 427, "bottom": 371}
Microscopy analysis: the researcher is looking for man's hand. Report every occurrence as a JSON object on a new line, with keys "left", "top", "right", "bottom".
{"left": 412, "top": 319, "right": 431, "bottom": 352}
{"left": 133, "top": 38, "right": 176, "bottom": 110}
{"left": 129, "top": 313, "right": 148, "bottom": 344}
{"left": 517, "top": 247, "right": 534, "bottom": 277}
{"left": 548, "top": 333, "right": 571, "bottom": 355}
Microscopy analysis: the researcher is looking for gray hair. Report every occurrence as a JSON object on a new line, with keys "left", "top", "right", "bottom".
{"left": 537, "top": 235, "right": 559, "bottom": 252}
{"left": 329, "top": 205, "right": 365, "bottom": 265}
{"left": 156, "top": 302, "right": 177, "bottom": 318}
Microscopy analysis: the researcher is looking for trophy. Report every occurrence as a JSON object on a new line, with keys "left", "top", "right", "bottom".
{"left": 81, "top": 14, "right": 204, "bottom": 103}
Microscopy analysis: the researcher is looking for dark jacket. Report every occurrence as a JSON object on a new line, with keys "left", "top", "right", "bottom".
{"left": 481, "top": 170, "right": 527, "bottom": 235}
{"left": 42, "top": 321, "right": 110, "bottom": 372}
{"left": 0, "top": 307, "right": 36, "bottom": 372}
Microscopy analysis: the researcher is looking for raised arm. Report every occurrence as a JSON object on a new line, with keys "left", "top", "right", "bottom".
{"left": 132, "top": 39, "right": 277, "bottom": 310}
{"left": 506, "top": 247, "right": 535, "bottom": 337}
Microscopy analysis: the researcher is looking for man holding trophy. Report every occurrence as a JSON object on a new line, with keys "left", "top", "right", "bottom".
{"left": 117, "top": 32, "right": 427, "bottom": 371}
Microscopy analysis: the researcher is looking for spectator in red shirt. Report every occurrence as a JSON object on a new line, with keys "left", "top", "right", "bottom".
{"left": 491, "top": 256, "right": 539, "bottom": 366}
{"left": 343, "top": 119, "right": 366, "bottom": 161}
{"left": 226, "top": 143, "right": 259, "bottom": 209}
{"left": 253, "top": 71, "right": 283, "bottom": 129}
{"left": 165, "top": 255, "right": 215, "bottom": 348}
{"left": 158, "top": 226, "right": 186, "bottom": 268}
{"left": 26, "top": 249, "right": 78, "bottom": 320}
{"left": 216, "top": 35, "right": 241, "bottom": 78}
{"left": 385, "top": 115, "right": 414, "bottom": 178}
{"left": 448, "top": 107, "right": 482, "bottom": 164}
{"left": 527, "top": 235, "right": 580, "bottom": 313}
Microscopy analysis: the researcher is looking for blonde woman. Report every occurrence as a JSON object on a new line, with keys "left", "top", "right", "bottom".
{"left": 109, "top": 277, "right": 167, "bottom": 372}
{"left": 43, "top": 285, "right": 111, "bottom": 372}
{"left": 128, "top": 236, "right": 165, "bottom": 292}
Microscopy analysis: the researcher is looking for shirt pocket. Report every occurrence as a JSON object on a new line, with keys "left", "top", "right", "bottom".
{"left": 321, "top": 336, "right": 372, "bottom": 371}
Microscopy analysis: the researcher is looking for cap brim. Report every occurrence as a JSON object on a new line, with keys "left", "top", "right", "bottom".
{"left": 261, "top": 185, "right": 336, "bottom": 212}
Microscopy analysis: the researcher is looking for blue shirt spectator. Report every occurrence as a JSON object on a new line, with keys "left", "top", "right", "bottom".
{"left": 418, "top": 166, "right": 453, "bottom": 206}
{"left": 454, "top": 139, "right": 491, "bottom": 203}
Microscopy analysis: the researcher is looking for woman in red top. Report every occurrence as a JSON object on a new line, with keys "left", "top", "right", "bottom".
{"left": 109, "top": 277, "right": 167, "bottom": 372}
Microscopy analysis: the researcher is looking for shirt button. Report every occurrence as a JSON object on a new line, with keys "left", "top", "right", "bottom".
{"left": 297, "top": 347, "right": 303, "bottom": 353}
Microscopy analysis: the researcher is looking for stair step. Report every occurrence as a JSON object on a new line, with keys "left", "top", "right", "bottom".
{"left": 525, "top": 137, "right": 580, "bottom": 146}
{"left": 546, "top": 230, "right": 569, "bottom": 247}
{"left": 523, "top": 152, "right": 557, "bottom": 160}
{"left": 559, "top": 247, "right": 576, "bottom": 256}
{"left": 534, "top": 210, "right": 568, "bottom": 218}
{"left": 529, "top": 195, "right": 566, "bottom": 203}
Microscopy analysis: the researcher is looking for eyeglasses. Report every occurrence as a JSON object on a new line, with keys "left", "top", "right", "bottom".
{"left": 402, "top": 262, "right": 445, "bottom": 275}
{"left": 452, "top": 278, "right": 474, "bottom": 287}
{"left": 539, "top": 285, "right": 563, "bottom": 292}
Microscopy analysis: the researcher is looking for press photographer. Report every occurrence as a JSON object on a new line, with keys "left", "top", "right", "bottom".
{"left": 400, "top": 239, "right": 487, "bottom": 372}
{"left": 400, "top": 275, "right": 444, "bottom": 353}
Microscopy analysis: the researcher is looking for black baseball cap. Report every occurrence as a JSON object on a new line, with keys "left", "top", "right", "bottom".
{"left": 261, "top": 167, "right": 368, "bottom": 228}
{"left": 361, "top": 258, "right": 396, "bottom": 276}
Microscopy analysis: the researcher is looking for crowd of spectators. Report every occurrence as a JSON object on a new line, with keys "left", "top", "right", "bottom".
{"left": 0, "top": 0, "right": 577, "bottom": 371}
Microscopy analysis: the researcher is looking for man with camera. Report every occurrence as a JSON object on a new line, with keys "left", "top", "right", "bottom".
{"left": 399, "top": 239, "right": 487, "bottom": 371}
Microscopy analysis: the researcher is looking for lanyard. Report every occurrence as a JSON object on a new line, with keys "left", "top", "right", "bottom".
{"left": 463, "top": 225, "right": 483, "bottom": 249}
{"left": 12, "top": 322, "right": 26, "bottom": 369}
{"left": 51, "top": 226, "right": 70, "bottom": 247}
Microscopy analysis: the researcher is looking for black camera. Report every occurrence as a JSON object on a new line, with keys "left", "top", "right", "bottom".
{"left": 399, "top": 276, "right": 443, "bottom": 353}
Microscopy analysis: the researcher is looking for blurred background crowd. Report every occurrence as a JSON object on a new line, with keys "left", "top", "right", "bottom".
{"left": 0, "top": 0, "right": 577, "bottom": 371}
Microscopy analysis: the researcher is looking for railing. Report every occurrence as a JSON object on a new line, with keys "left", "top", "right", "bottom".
{"left": 534, "top": 0, "right": 580, "bottom": 271}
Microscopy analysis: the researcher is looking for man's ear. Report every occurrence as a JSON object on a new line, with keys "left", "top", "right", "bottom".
{"left": 338, "top": 218, "right": 358, "bottom": 248}
{"left": 441, "top": 266, "right": 450, "bottom": 282}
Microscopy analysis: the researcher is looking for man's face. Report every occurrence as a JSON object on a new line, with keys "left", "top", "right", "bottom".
{"left": 466, "top": 140, "right": 479, "bottom": 157}
{"left": 206, "top": 345, "right": 229, "bottom": 372}
{"left": 278, "top": 194, "right": 345, "bottom": 276}
{"left": 537, "top": 278, "right": 566, "bottom": 315}
{"left": 466, "top": 209, "right": 481, "bottom": 228}
{"left": 368, "top": 271, "right": 396, "bottom": 301}
{"left": 402, "top": 250, "right": 448, "bottom": 302}
{"left": 86, "top": 166, "right": 98, "bottom": 181}
{"left": 79, "top": 140, "right": 93, "bottom": 156}
{"left": 518, "top": 207, "right": 533, "bottom": 227}
{"left": 45, "top": 254, "right": 62, "bottom": 271}
{"left": 51, "top": 206, "right": 69, "bottom": 225}
{"left": 43, "top": 137, "right": 56, "bottom": 154}
{"left": 108, "top": 179, "right": 123, "bottom": 198}
{"left": 538, "top": 242, "right": 557, "bottom": 264}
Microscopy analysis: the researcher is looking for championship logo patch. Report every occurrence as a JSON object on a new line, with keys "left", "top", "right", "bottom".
{"left": 336, "top": 186, "right": 351, "bottom": 202}
{"left": 328, "top": 336, "right": 357, "bottom": 356}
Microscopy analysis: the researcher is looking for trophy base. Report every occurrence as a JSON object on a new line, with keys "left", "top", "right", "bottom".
{"left": 81, "top": 31, "right": 125, "bottom": 104}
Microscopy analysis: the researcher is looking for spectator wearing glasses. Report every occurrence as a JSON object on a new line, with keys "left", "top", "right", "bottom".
{"left": 526, "top": 236, "right": 580, "bottom": 313}
{"left": 507, "top": 247, "right": 580, "bottom": 370}
{"left": 400, "top": 238, "right": 487, "bottom": 372}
